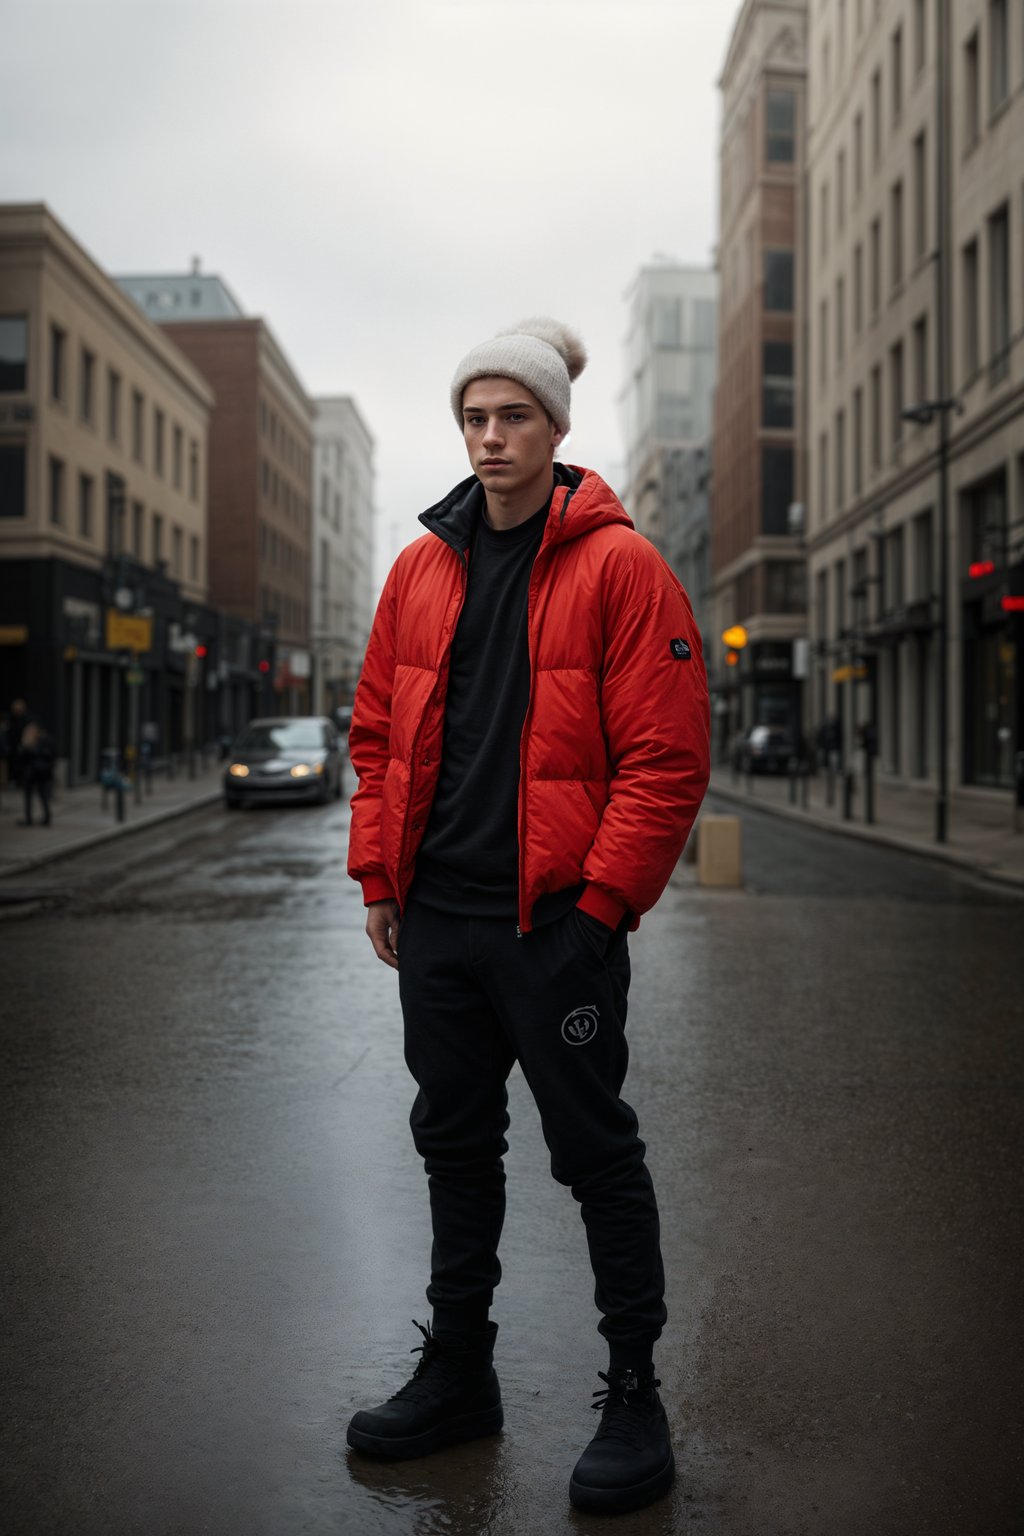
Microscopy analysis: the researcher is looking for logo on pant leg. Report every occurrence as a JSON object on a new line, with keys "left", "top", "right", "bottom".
{"left": 561, "top": 1005, "right": 599, "bottom": 1045}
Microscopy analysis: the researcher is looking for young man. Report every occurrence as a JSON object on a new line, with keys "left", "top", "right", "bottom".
{"left": 346, "top": 319, "right": 710, "bottom": 1515}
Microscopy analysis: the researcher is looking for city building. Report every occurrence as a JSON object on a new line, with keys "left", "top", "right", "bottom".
{"left": 120, "top": 275, "right": 317, "bottom": 716}
{"left": 0, "top": 203, "right": 228, "bottom": 781}
{"left": 712, "top": 0, "right": 808, "bottom": 759}
{"left": 662, "top": 443, "right": 714, "bottom": 641}
{"left": 619, "top": 262, "right": 717, "bottom": 566}
{"left": 311, "top": 397, "right": 375, "bottom": 715}
{"left": 805, "top": 0, "right": 1024, "bottom": 815}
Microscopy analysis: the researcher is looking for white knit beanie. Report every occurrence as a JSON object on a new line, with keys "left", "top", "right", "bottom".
{"left": 450, "top": 317, "right": 587, "bottom": 435}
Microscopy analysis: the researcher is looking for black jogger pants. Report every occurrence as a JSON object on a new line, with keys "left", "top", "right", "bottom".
{"left": 397, "top": 898, "right": 667, "bottom": 1360}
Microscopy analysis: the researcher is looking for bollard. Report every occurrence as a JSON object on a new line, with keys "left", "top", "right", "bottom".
{"left": 826, "top": 762, "right": 836, "bottom": 807}
{"left": 843, "top": 771, "right": 855, "bottom": 820}
{"left": 800, "top": 769, "right": 809, "bottom": 810}
{"left": 115, "top": 776, "right": 126, "bottom": 822}
{"left": 788, "top": 756, "right": 799, "bottom": 805}
{"left": 864, "top": 751, "right": 875, "bottom": 825}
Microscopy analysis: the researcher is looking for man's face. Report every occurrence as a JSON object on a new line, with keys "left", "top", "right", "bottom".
{"left": 461, "top": 378, "right": 564, "bottom": 495}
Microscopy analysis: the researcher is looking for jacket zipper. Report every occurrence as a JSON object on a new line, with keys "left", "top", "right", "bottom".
{"left": 516, "top": 486, "right": 572, "bottom": 935}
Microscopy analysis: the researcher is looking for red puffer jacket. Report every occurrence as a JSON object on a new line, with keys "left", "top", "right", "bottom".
{"left": 348, "top": 466, "right": 710, "bottom": 932}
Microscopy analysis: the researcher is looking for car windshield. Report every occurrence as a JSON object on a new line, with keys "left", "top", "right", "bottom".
{"left": 235, "top": 723, "right": 324, "bottom": 752}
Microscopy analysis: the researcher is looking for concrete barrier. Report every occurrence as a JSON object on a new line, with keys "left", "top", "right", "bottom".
{"left": 697, "top": 814, "right": 742, "bottom": 887}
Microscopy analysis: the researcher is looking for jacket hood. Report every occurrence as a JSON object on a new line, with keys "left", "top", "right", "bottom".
{"left": 418, "top": 464, "right": 633, "bottom": 555}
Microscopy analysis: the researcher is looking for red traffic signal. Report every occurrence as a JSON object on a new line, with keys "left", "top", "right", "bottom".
{"left": 194, "top": 644, "right": 208, "bottom": 659}
{"left": 969, "top": 560, "right": 995, "bottom": 579}
{"left": 258, "top": 659, "right": 271, "bottom": 674}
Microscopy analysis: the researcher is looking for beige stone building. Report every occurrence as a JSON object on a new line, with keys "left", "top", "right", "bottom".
{"left": 806, "top": 0, "right": 1024, "bottom": 814}
{"left": 0, "top": 204, "right": 215, "bottom": 778}
{"left": 712, "top": 0, "right": 809, "bottom": 761}
{"left": 312, "top": 396, "right": 375, "bottom": 715}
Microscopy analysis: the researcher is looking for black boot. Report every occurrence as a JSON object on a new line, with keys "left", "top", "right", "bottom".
{"left": 346, "top": 1320, "right": 503, "bottom": 1461}
{"left": 569, "top": 1367, "right": 675, "bottom": 1515}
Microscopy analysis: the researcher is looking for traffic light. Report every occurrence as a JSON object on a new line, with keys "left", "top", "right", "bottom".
{"left": 258, "top": 659, "right": 271, "bottom": 674}
{"left": 194, "top": 644, "right": 208, "bottom": 659}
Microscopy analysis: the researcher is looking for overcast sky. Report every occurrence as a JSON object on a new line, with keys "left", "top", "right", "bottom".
{"left": 1, "top": 0, "right": 734, "bottom": 580}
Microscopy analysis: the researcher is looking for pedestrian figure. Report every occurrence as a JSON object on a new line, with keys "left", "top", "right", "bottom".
{"left": 7, "top": 698, "right": 28, "bottom": 787}
{"left": 345, "top": 318, "right": 710, "bottom": 1515}
{"left": 18, "top": 720, "right": 55, "bottom": 827}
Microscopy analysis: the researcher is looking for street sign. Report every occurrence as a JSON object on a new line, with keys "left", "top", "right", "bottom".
{"left": 106, "top": 611, "right": 153, "bottom": 653}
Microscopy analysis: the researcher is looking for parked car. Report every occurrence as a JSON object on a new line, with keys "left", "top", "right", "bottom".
{"left": 731, "top": 724, "right": 799, "bottom": 775}
{"left": 223, "top": 717, "right": 344, "bottom": 808}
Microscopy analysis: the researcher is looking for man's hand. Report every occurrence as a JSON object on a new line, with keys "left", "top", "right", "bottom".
{"left": 366, "top": 899, "right": 401, "bottom": 969}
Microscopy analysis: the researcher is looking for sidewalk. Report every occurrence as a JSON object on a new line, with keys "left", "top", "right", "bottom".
{"left": 708, "top": 762, "right": 1024, "bottom": 890}
{"left": 0, "top": 760, "right": 224, "bottom": 881}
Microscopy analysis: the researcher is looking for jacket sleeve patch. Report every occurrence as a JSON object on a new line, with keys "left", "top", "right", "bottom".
{"left": 669, "top": 637, "right": 692, "bottom": 661}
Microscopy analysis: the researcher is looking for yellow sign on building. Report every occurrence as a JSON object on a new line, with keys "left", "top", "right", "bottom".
{"left": 106, "top": 611, "right": 153, "bottom": 653}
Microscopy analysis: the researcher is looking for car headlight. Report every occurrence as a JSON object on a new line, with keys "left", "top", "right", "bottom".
{"left": 229, "top": 763, "right": 249, "bottom": 778}
{"left": 290, "top": 763, "right": 312, "bottom": 778}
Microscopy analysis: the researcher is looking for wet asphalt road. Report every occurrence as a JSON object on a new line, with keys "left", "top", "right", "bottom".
{"left": 1, "top": 787, "right": 1022, "bottom": 1536}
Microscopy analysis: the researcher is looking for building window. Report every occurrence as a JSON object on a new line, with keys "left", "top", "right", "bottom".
{"left": 837, "top": 148, "right": 846, "bottom": 231}
{"left": 78, "top": 473, "right": 93, "bottom": 538}
{"left": 132, "top": 390, "right": 144, "bottom": 463}
{"left": 913, "top": 0, "right": 926, "bottom": 74}
{"left": 964, "top": 31, "right": 980, "bottom": 150}
{"left": 152, "top": 512, "right": 163, "bottom": 565}
{"left": 0, "top": 316, "right": 28, "bottom": 392}
{"left": 762, "top": 446, "right": 793, "bottom": 535}
{"left": 870, "top": 219, "right": 881, "bottom": 316}
{"left": 762, "top": 342, "right": 794, "bottom": 428}
{"left": 853, "top": 386, "right": 864, "bottom": 496}
{"left": 49, "top": 455, "right": 65, "bottom": 525}
{"left": 819, "top": 298, "right": 829, "bottom": 386}
{"left": 818, "top": 431, "right": 829, "bottom": 523}
{"left": 190, "top": 535, "right": 199, "bottom": 582}
{"left": 132, "top": 500, "right": 144, "bottom": 556}
{"left": 835, "top": 558, "right": 847, "bottom": 636}
{"left": 50, "top": 325, "right": 66, "bottom": 403}
{"left": 107, "top": 369, "right": 121, "bottom": 443}
{"left": 882, "top": 526, "right": 905, "bottom": 614}
{"left": 189, "top": 440, "right": 199, "bottom": 501}
{"left": 990, "top": 0, "right": 1009, "bottom": 115}
{"left": 913, "top": 314, "right": 929, "bottom": 404}
{"left": 891, "top": 181, "right": 904, "bottom": 291}
{"left": 766, "top": 90, "right": 796, "bottom": 162}
{"left": 963, "top": 469, "right": 1007, "bottom": 564}
{"left": 835, "top": 410, "right": 846, "bottom": 511}
{"left": 764, "top": 561, "right": 806, "bottom": 614}
{"left": 988, "top": 203, "right": 1010, "bottom": 383}
{"left": 0, "top": 444, "right": 27, "bottom": 516}
{"left": 891, "top": 26, "right": 903, "bottom": 123}
{"left": 870, "top": 365, "right": 882, "bottom": 470}
{"left": 912, "top": 133, "right": 927, "bottom": 263}
{"left": 913, "top": 510, "right": 933, "bottom": 598}
{"left": 890, "top": 341, "right": 904, "bottom": 449}
{"left": 853, "top": 112, "right": 863, "bottom": 197}
{"left": 871, "top": 68, "right": 882, "bottom": 164}
{"left": 836, "top": 275, "right": 846, "bottom": 364}
{"left": 173, "top": 425, "right": 183, "bottom": 489}
{"left": 172, "top": 524, "right": 183, "bottom": 577}
{"left": 764, "top": 250, "right": 794, "bottom": 312}
{"left": 80, "top": 347, "right": 95, "bottom": 423}
{"left": 853, "top": 243, "right": 863, "bottom": 333}
{"left": 963, "top": 238, "right": 980, "bottom": 380}
{"left": 154, "top": 408, "right": 165, "bottom": 477}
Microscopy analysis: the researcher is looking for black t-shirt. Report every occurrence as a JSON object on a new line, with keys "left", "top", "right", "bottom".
{"left": 413, "top": 490, "right": 550, "bottom": 917}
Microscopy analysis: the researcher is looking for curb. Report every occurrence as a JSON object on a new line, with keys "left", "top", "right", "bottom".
{"left": 0, "top": 789, "right": 223, "bottom": 880}
{"left": 706, "top": 779, "right": 1024, "bottom": 893}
